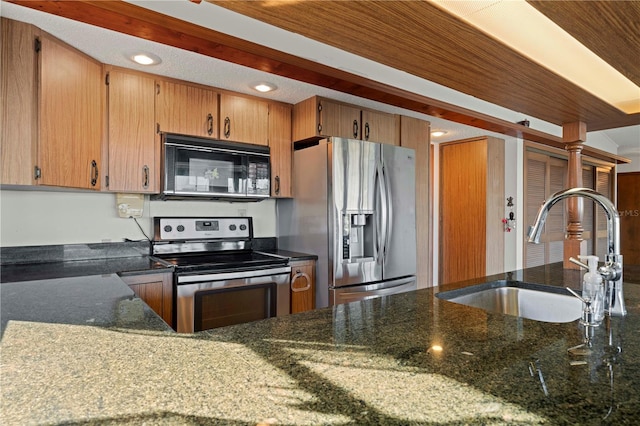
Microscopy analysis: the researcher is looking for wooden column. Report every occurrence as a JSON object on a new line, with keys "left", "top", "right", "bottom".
{"left": 563, "top": 122, "right": 587, "bottom": 269}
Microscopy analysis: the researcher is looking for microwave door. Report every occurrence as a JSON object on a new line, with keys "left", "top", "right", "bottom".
{"left": 172, "top": 146, "right": 245, "bottom": 197}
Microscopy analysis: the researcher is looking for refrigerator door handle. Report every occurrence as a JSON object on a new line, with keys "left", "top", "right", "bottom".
{"left": 375, "top": 159, "right": 387, "bottom": 265}
{"left": 381, "top": 159, "right": 393, "bottom": 261}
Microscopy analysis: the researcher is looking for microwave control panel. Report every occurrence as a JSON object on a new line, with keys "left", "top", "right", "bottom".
{"left": 156, "top": 217, "right": 251, "bottom": 240}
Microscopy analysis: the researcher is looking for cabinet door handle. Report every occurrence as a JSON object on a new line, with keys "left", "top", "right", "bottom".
{"left": 142, "top": 165, "right": 149, "bottom": 189}
{"left": 274, "top": 175, "right": 280, "bottom": 195}
{"left": 224, "top": 116, "right": 231, "bottom": 138}
{"left": 207, "top": 113, "right": 213, "bottom": 136}
{"left": 364, "top": 122, "right": 370, "bottom": 140}
{"left": 291, "top": 271, "right": 311, "bottom": 292}
{"left": 353, "top": 120, "right": 359, "bottom": 138}
{"left": 90, "top": 160, "right": 98, "bottom": 187}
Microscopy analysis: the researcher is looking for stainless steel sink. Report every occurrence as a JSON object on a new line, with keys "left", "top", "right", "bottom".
{"left": 437, "top": 282, "right": 582, "bottom": 323}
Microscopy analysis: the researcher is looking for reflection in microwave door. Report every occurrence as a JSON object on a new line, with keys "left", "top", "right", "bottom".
{"left": 204, "top": 168, "right": 219, "bottom": 180}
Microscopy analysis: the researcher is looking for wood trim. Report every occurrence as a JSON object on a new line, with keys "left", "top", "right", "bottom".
{"left": 524, "top": 141, "right": 617, "bottom": 168}
{"left": 7, "top": 1, "right": 629, "bottom": 164}
{"left": 485, "top": 136, "right": 505, "bottom": 276}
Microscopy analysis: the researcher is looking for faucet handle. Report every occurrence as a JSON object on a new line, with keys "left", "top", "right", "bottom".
{"left": 569, "top": 257, "right": 589, "bottom": 270}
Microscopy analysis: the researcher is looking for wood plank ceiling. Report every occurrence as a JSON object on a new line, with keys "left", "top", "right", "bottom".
{"left": 6, "top": 0, "right": 639, "bottom": 158}
{"left": 209, "top": 0, "right": 640, "bottom": 133}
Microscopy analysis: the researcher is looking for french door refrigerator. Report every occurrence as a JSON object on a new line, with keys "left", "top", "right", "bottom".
{"left": 277, "top": 137, "right": 417, "bottom": 308}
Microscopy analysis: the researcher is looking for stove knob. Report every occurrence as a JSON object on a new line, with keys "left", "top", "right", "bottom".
{"left": 239, "top": 224, "right": 247, "bottom": 231}
{"left": 177, "top": 225, "right": 185, "bottom": 232}
{"left": 229, "top": 224, "right": 237, "bottom": 231}
{"left": 164, "top": 225, "right": 172, "bottom": 233}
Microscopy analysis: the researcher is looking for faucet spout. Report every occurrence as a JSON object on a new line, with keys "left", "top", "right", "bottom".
{"left": 527, "top": 187, "right": 626, "bottom": 316}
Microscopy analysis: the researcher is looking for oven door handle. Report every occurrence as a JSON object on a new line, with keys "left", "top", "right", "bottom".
{"left": 177, "top": 266, "right": 291, "bottom": 284}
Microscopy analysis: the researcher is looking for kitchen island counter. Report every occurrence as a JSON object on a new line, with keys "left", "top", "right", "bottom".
{"left": 2, "top": 263, "right": 639, "bottom": 425}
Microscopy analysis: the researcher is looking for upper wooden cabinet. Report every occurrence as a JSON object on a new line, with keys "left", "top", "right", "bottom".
{"left": 219, "top": 93, "right": 269, "bottom": 146}
{"left": 156, "top": 79, "right": 218, "bottom": 138}
{"left": 1, "top": 19, "right": 103, "bottom": 189}
{"left": 1, "top": 18, "right": 38, "bottom": 186}
{"left": 106, "top": 68, "right": 157, "bottom": 193}
{"left": 268, "top": 102, "right": 292, "bottom": 197}
{"left": 38, "top": 33, "right": 103, "bottom": 190}
{"left": 292, "top": 96, "right": 398, "bottom": 145}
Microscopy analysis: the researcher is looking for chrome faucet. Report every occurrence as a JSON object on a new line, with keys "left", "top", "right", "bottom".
{"left": 527, "top": 187, "right": 626, "bottom": 316}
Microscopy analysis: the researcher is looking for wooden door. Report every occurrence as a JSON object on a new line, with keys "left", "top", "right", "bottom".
{"left": 400, "top": 116, "right": 431, "bottom": 287}
{"left": 290, "top": 260, "right": 315, "bottom": 314}
{"left": 38, "top": 33, "right": 102, "bottom": 189}
{"left": 617, "top": 172, "right": 639, "bottom": 265}
{"left": 156, "top": 80, "right": 218, "bottom": 138}
{"left": 439, "top": 140, "right": 487, "bottom": 285}
{"left": 268, "top": 102, "right": 292, "bottom": 197}
{"left": 362, "top": 109, "right": 398, "bottom": 145}
{"left": 107, "top": 69, "right": 157, "bottom": 192}
{"left": 319, "top": 99, "right": 361, "bottom": 139}
{"left": 220, "top": 93, "right": 269, "bottom": 145}
{"left": 1, "top": 18, "right": 38, "bottom": 186}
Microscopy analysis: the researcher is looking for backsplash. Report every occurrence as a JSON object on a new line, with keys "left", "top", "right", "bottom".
{"left": 0, "top": 189, "right": 277, "bottom": 247}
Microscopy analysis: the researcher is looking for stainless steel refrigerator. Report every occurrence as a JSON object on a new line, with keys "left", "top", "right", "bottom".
{"left": 277, "top": 137, "right": 417, "bottom": 308}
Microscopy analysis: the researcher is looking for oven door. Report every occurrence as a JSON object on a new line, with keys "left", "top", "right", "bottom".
{"left": 175, "top": 266, "right": 291, "bottom": 333}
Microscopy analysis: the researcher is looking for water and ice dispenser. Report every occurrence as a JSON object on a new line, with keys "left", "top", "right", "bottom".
{"left": 342, "top": 212, "right": 375, "bottom": 261}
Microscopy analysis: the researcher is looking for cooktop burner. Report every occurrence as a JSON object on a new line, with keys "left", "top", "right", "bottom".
{"left": 156, "top": 251, "right": 288, "bottom": 272}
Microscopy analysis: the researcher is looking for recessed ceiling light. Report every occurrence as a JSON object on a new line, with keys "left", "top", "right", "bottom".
{"left": 130, "top": 52, "right": 162, "bottom": 66}
{"left": 431, "top": 130, "right": 448, "bottom": 137}
{"left": 252, "top": 82, "right": 277, "bottom": 93}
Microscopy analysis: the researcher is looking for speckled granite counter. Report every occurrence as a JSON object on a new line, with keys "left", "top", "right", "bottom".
{"left": 2, "top": 263, "right": 639, "bottom": 425}
{"left": 0, "top": 274, "right": 173, "bottom": 336}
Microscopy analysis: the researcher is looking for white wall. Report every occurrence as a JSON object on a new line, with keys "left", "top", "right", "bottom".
{"left": 617, "top": 151, "right": 640, "bottom": 174}
{"left": 503, "top": 137, "right": 522, "bottom": 272}
{"left": 0, "top": 189, "right": 276, "bottom": 247}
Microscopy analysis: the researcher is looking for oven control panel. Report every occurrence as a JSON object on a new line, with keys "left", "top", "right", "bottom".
{"left": 156, "top": 217, "right": 251, "bottom": 240}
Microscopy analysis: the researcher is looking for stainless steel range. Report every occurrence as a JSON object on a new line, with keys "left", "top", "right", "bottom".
{"left": 151, "top": 217, "right": 291, "bottom": 333}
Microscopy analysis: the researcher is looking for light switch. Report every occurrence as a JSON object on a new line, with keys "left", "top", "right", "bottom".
{"left": 116, "top": 193, "right": 144, "bottom": 218}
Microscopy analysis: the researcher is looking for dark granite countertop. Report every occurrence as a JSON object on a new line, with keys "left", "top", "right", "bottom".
{"left": 0, "top": 241, "right": 316, "bottom": 283}
{"left": 2, "top": 263, "right": 639, "bottom": 424}
{"left": 0, "top": 274, "right": 173, "bottom": 337}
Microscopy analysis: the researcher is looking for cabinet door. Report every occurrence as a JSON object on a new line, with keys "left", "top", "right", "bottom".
{"left": 107, "top": 69, "right": 157, "bottom": 193}
{"left": 1, "top": 18, "right": 38, "bottom": 185}
{"left": 156, "top": 80, "right": 218, "bottom": 138}
{"left": 129, "top": 281, "right": 164, "bottom": 316}
{"left": 363, "top": 109, "right": 398, "bottom": 145}
{"left": 319, "top": 99, "right": 361, "bottom": 140}
{"left": 268, "top": 103, "right": 292, "bottom": 197}
{"left": 39, "top": 33, "right": 102, "bottom": 189}
{"left": 122, "top": 272, "right": 173, "bottom": 327}
{"left": 220, "top": 93, "right": 269, "bottom": 145}
{"left": 290, "top": 260, "right": 315, "bottom": 314}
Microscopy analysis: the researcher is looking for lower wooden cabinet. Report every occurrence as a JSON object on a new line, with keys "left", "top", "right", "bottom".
{"left": 290, "top": 259, "right": 316, "bottom": 314}
{"left": 120, "top": 272, "right": 173, "bottom": 327}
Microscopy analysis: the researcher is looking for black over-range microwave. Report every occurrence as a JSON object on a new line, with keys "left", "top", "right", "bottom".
{"left": 155, "top": 134, "right": 270, "bottom": 201}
